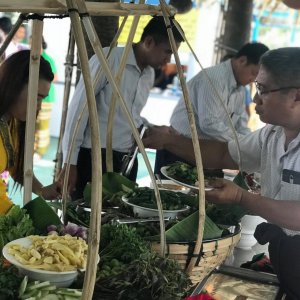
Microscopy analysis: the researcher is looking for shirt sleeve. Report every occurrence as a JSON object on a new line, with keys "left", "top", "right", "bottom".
{"left": 228, "top": 129, "right": 263, "bottom": 173}
{"left": 62, "top": 52, "right": 109, "bottom": 165}
{"left": 192, "top": 75, "right": 235, "bottom": 141}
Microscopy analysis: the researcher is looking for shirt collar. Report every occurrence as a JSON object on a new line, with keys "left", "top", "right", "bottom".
{"left": 127, "top": 45, "right": 152, "bottom": 74}
{"left": 224, "top": 59, "right": 239, "bottom": 89}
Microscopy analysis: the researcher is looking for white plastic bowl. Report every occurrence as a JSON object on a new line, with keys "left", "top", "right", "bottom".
{"left": 122, "top": 196, "right": 189, "bottom": 219}
{"left": 2, "top": 237, "right": 88, "bottom": 288}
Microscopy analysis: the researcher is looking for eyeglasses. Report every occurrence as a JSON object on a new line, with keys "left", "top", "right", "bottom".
{"left": 254, "top": 80, "right": 300, "bottom": 97}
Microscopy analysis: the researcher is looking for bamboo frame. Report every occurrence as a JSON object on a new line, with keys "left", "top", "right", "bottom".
{"left": 66, "top": 1, "right": 102, "bottom": 299}
{"left": 54, "top": 30, "right": 75, "bottom": 180}
{"left": 74, "top": 1, "right": 167, "bottom": 257}
{"left": 23, "top": 19, "right": 44, "bottom": 204}
{"left": 159, "top": 0, "right": 206, "bottom": 274}
{"left": 105, "top": 6, "right": 143, "bottom": 172}
{"left": 0, "top": 1, "right": 176, "bottom": 16}
{"left": 0, "top": 0, "right": 248, "bottom": 298}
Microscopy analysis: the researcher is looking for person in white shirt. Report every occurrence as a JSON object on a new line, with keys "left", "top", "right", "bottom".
{"left": 143, "top": 47, "right": 300, "bottom": 298}
{"left": 154, "top": 42, "right": 269, "bottom": 175}
{"left": 60, "top": 16, "right": 184, "bottom": 199}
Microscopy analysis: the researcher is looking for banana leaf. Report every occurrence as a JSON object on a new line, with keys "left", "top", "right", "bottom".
{"left": 23, "top": 197, "right": 62, "bottom": 234}
{"left": 83, "top": 172, "right": 137, "bottom": 205}
{"left": 148, "top": 211, "right": 224, "bottom": 243}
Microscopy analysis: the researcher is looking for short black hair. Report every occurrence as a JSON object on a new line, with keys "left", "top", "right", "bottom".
{"left": 140, "top": 16, "right": 184, "bottom": 44}
{"left": 0, "top": 16, "right": 12, "bottom": 35}
{"left": 235, "top": 42, "right": 269, "bottom": 65}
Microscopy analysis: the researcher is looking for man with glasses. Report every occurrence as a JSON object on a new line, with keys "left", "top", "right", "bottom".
{"left": 143, "top": 47, "right": 300, "bottom": 298}
{"left": 154, "top": 42, "right": 269, "bottom": 176}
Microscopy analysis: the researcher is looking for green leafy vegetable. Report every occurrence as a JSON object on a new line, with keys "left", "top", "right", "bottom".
{"left": 93, "top": 252, "right": 192, "bottom": 300}
{"left": 0, "top": 205, "right": 34, "bottom": 252}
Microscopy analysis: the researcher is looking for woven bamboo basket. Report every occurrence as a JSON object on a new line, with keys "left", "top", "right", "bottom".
{"left": 151, "top": 226, "right": 241, "bottom": 285}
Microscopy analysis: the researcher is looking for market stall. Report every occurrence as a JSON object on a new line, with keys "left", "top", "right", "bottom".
{"left": 0, "top": 1, "right": 290, "bottom": 300}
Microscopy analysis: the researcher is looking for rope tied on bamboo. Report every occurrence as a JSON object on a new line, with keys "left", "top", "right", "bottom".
{"left": 24, "top": 13, "right": 69, "bottom": 21}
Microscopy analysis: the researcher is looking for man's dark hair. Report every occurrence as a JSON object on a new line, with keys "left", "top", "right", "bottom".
{"left": 260, "top": 47, "right": 300, "bottom": 88}
{"left": 235, "top": 42, "right": 269, "bottom": 65}
{"left": 0, "top": 16, "right": 12, "bottom": 35}
{"left": 140, "top": 16, "right": 184, "bottom": 44}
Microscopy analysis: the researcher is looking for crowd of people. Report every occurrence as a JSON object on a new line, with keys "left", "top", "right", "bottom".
{"left": 0, "top": 13, "right": 299, "bottom": 299}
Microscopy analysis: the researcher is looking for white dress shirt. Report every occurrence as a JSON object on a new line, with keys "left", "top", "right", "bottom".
{"left": 229, "top": 125, "right": 300, "bottom": 236}
{"left": 62, "top": 46, "right": 154, "bottom": 165}
{"left": 170, "top": 59, "right": 250, "bottom": 141}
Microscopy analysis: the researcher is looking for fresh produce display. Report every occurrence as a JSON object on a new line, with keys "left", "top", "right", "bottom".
{"left": 125, "top": 187, "right": 197, "bottom": 210}
{"left": 19, "top": 276, "right": 82, "bottom": 299}
{"left": 0, "top": 172, "right": 244, "bottom": 299}
{"left": 0, "top": 205, "right": 34, "bottom": 253}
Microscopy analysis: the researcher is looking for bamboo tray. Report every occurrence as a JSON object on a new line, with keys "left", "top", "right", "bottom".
{"left": 151, "top": 226, "right": 241, "bottom": 285}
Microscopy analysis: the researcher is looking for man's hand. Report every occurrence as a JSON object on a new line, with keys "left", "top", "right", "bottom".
{"left": 205, "top": 178, "right": 244, "bottom": 205}
{"left": 39, "top": 182, "right": 61, "bottom": 200}
{"left": 143, "top": 125, "right": 179, "bottom": 149}
{"left": 57, "top": 164, "right": 78, "bottom": 195}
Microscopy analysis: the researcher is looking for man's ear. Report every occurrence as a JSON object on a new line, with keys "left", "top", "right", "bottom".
{"left": 143, "top": 36, "right": 155, "bottom": 49}
{"left": 237, "top": 55, "right": 248, "bottom": 66}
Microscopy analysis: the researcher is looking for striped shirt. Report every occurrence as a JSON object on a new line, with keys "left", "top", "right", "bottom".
{"left": 228, "top": 125, "right": 300, "bottom": 236}
{"left": 170, "top": 59, "right": 250, "bottom": 141}
{"left": 62, "top": 46, "right": 154, "bottom": 165}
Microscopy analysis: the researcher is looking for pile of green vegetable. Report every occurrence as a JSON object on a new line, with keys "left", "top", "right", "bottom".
{"left": 88, "top": 224, "right": 192, "bottom": 299}
{"left": 0, "top": 258, "right": 23, "bottom": 300}
{"left": 125, "top": 187, "right": 197, "bottom": 210}
{"left": 0, "top": 205, "right": 34, "bottom": 252}
{"left": 166, "top": 161, "right": 198, "bottom": 185}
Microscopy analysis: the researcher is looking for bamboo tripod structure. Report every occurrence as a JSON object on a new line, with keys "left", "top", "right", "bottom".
{"left": 0, "top": 1, "right": 244, "bottom": 299}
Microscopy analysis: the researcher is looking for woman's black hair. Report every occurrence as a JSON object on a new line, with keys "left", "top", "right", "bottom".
{"left": 0, "top": 50, "right": 53, "bottom": 185}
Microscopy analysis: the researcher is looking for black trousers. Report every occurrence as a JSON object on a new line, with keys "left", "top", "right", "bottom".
{"left": 255, "top": 222, "right": 300, "bottom": 299}
{"left": 73, "top": 147, "right": 138, "bottom": 200}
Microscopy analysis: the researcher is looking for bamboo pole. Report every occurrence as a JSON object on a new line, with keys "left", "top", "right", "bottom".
{"left": 66, "top": 1, "right": 102, "bottom": 299}
{"left": 77, "top": 0, "right": 166, "bottom": 256}
{"left": 60, "top": 14, "right": 128, "bottom": 195}
{"left": 106, "top": 6, "right": 142, "bottom": 172}
{"left": 0, "top": 13, "right": 28, "bottom": 59}
{"left": 0, "top": 1, "right": 176, "bottom": 16}
{"left": 23, "top": 19, "right": 44, "bottom": 205}
{"left": 159, "top": 0, "right": 206, "bottom": 274}
{"left": 54, "top": 30, "right": 75, "bottom": 181}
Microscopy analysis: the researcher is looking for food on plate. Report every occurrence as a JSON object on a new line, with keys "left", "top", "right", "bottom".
{"left": 166, "top": 161, "right": 198, "bottom": 185}
{"left": 125, "top": 187, "right": 196, "bottom": 211}
{"left": 7, "top": 234, "right": 88, "bottom": 272}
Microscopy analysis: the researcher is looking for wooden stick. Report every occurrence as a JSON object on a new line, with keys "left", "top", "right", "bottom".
{"left": 66, "top": 1, "right": 102, "bottom": 299}
{"left": 79, "top": 1, "right": 166, "bottom": 256}
{"left": 23, "top": 19, "right": 44, "bottom": 204}
{"left": 54, "top": 30, "right": 75, "bottom": 181}
{"left": 159, "top": 0, "right": 206, "bottom": 274}
{"left": 0, "top": 1, "right": 176, "bottom": 16}
{"left": 106, "top": 11, "right": 141, "bottom": 172}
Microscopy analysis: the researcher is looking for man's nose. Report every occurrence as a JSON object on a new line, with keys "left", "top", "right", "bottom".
{"left": 253, "top": 92, "right": 261, "bottom": 104}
